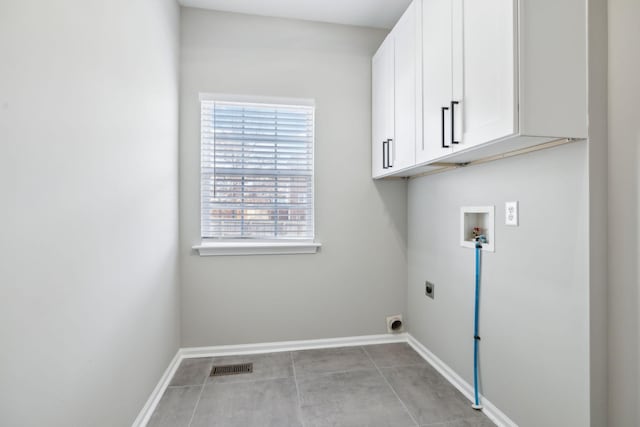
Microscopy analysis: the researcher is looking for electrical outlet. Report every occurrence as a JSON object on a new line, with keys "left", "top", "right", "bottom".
{"left": 505, "top": 201, "right": 518, "bottom": 226}
{"left": 425, "top": 281, "right": 435, "bottom": 299}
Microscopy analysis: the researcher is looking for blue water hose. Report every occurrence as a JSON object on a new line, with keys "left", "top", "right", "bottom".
{"left": 472, "top": 243, "right": 483, "bottom": 410}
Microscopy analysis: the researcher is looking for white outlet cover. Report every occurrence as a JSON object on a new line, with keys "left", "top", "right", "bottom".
{"left": 505, "top": 201, "right": 519, "bottom": 226}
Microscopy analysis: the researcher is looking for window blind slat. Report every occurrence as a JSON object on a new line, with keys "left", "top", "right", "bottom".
{"left": 202, "top": 146, "right": 313, "bottom": 154}
{"left": 200, "top": 98, "right": 314, "bottom": 240}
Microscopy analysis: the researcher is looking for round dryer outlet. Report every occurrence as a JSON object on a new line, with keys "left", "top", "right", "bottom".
{"left": 386, "top": 314, "right": 404, "bottom": 333}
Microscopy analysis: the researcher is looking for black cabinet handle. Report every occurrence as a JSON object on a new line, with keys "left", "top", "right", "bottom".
{"left": 387, "top": 138, "right": 393, "bottom": 168}
{"left": 382, "top": 140, "right": 388, "bottom": 169}
{"left": 451, "top": 101, "right": 459, "bottom": 145}
{"left": 441, "top": 107, "right": 450, "bottom": 148}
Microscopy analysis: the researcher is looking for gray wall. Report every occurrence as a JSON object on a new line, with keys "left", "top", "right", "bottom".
{"left": 407, "top": 142, "right": 590, "bottom": 426}
{"left": 608, "top": 0, "right": 640, "bottom": 425}
{"left": 588, "top": 0, "right": 609, "bottom": 425}
{"left": 0, "top": 1, "right": 180, "bottom": 426}
{"left": 179, "top": 8, "right": 408, "bottom": 346}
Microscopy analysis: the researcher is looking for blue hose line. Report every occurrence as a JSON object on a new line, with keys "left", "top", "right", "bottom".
{"left": 473, "top": 244, "right": 481, "bottom": 408}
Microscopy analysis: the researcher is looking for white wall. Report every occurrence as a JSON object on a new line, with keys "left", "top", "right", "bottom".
{"left": 179, "top": 8, "right": 408, "bottom": 346}
{"left": 407, "top": 142, "right": 590, "bottom": 426}
{"left": 0, "top": 1, "right": 180, "bottom": 426}
{"left": 608, "top": 0, "right": 640, "bottom": 425}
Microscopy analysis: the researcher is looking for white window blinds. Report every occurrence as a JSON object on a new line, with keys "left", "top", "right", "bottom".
{"left": 200, "top": 96, "right": 315, "bottom": 240}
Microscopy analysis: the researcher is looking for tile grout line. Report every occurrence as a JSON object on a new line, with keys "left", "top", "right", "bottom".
{"left": 199, "top": 374, "right": 290, "bottom": 386}
{"left": 186, "top": 362, "right": 212, "bottom": 427}
{"left": 361, "top": 346, "right": 420, "bottom": 427}
{"left": 290, "top": 352, "right": 307, "bottom": 427}
{"left": 419, "top": 416, "right": 491, "bottom": 427}
{"left": 295, "top": 365, "right": 380, "bottom": 379}
{"left": 166, "top": 384, "right": 206, "bottom": 389}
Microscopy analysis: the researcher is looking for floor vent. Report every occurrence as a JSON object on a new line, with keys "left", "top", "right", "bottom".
{"left": 210, "top": 363, "right": 253, "bottom": 377}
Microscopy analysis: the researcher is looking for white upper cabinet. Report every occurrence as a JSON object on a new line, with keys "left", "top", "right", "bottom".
{"left": 420, "top": 0, "right": 520, "bottom": 161}
{"left": 417, "top": 0, "right": 453, "bottom": 164}
{"left": 371, "top": 34, "right": 394, "bottom": 178}
{"left": 451, "top": 0, "right": 517, "bottom": 153}
{"left": 375, "top": 0, "right": 588, "bottom": 178}
{"left": 372, "top": 0, "right": 420, "bottom": 178}
{"left": 392, "top": 0, "right": 420, "bottom": 171}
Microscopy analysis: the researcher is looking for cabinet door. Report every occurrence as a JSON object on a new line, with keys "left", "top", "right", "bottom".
{"left": 372, "top": 35, "right": 394, "bottom": 178}
{"left": 452, "top": 0, "right": 516, "bottom": 152}
{"left": 418, "top": 0, "right": 453, "bottom": 164}
{"left": 392, "top": 0, "right": 419, "bottom": 170}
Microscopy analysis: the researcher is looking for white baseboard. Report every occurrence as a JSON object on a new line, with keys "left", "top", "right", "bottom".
{"left": 180, "top": 333, "right": 408, "bottom": 358}
{"left": 406, "top": 334, "right": 518, "bottom": 427}
{"left": 132, "top": 332, "right": 515, "bottom": 427}
{"left": 131, "top": 351, "right": 182, "bottom": 427}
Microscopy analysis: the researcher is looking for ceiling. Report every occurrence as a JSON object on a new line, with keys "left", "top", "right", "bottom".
{"left": 178, "top": 0, "right": 412, "bottom": 29}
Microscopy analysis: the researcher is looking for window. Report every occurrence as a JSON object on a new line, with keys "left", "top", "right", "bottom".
{"left": 195, "top": 94, "right": 319, "bottom": 256}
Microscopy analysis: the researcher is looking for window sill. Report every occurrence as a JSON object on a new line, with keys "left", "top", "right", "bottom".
{"left": 192, "top": 241, "right": 322, "bottom": 256}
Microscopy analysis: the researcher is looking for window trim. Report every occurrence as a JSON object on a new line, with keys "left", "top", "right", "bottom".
{"left": 195, "top": 93, "right": 319, "bottom": 255}
{"left": 199, "top": 93, "right": 315, "bottom": 108}
{"left": 193, "top": 241, "right": 322, "bottom": 256}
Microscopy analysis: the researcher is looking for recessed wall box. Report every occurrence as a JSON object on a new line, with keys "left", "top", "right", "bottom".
{"left": 460, "top": 206, "right": 495, "bottom": 252}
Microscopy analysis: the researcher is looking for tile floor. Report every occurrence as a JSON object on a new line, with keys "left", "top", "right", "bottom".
{"left": 148, "top": 343, "right": 495, "bottom": 427}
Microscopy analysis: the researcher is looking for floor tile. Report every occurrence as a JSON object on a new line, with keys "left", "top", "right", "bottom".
{"left": 363, "top": 343, "right": 427, "bottom": 368}
{"left": 169, "top": 357, "right": 213, "bottom": 387}
{"left": 147, "top": 386, "right": 201, "bottom": 427}
{"left": 206, "top": 351, "right": 293, "bottom": 384}
{"left": 153, "top": 346, "right": 495, "bottom": 427}
{"left": 297, "top": 369, "right": 417, "bottom": 427}
{"left": 190, "top": 377, "right": 302, "bottom": 427}
{"left": 292, "top": 346, "right": 375, "bottom": 377}
{"left": 421, "top": 416, "right": 495, "bottom": 427}
{"left": 382, "top": 365, "right": 493, "bottom": 426}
